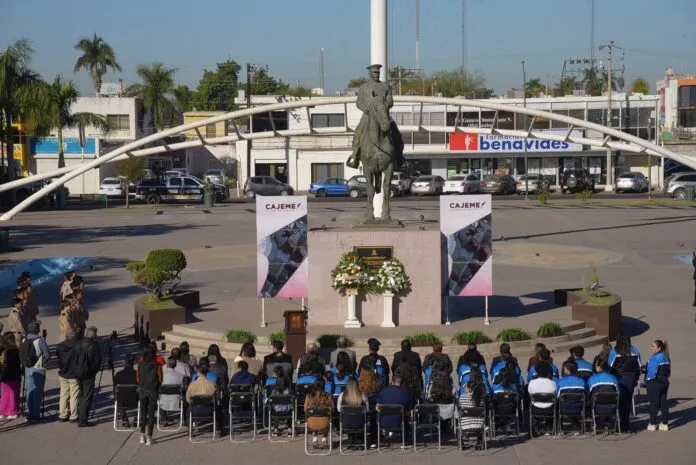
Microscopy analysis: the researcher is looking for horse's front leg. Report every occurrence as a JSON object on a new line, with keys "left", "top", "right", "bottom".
{"left": 364, "top": 169, "right": 375, "bottom": 221}
{"left": 381, "top": 165, "right": 393, "bottom": 221}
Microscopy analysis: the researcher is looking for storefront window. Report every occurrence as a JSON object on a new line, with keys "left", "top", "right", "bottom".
{"left": 447, "top": 159, "right": 469, "bottom": 177}
{"left": 311, "top": 163, "right": 343, "bottom": 182}
{"left": 407, "top": 159, "right": 432, "bottom": 175}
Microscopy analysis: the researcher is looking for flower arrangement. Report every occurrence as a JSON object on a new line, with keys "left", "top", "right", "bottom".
{"left": 375, "top": 258, "right": 412, "bottom": 294}
{"left": 330, "top": 252, "right": 370, "bottom": 296}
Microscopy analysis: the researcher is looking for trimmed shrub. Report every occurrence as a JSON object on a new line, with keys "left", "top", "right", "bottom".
{"left": 405, "top": 332, "right": 441, "bottom": 347}
{"left": 316, "top": 334, "right": 354, "bottom": 349}
{"left": 575, "top": 190, "right": 593, "bottom": 201}
{"left": 225, "top": 329, "right": 257, "bottom": 344}
{"left": 127, "top": 248, "right": 187, "bottom": 300}
{"left": 268, "top": 331, "right": 285, "bottom": 344}
{"left": 451, "top": 330, "right": 492, "bottom": 345}
{"left": 537, "top": 322, "right": 564, "bottom": 338}
{"left": 496, "top": 328, "right": 532, "bottom": 342}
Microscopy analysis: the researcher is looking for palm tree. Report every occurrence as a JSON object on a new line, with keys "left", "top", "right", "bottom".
{"left": 125, "top": 62, "right": 178, "bottom": 132}
{"left": 556, "top": 76, "right": 577, "bottom": 96}
{"left": 40, "top": 75, "right": 110, "bottom": 168}
{"left": 0, "top": 39, "right": 48, "bottom": 189}
{"left": 73, "top": 33, "right": 121, "bottom": 95}
{"left": 601, "top": 71, "right": 619, "bottom": 92}
{"left": 582, "top": 68, "right": 602, "bottom": 96}
{"left": 630, "top": 78, "right": 649, "bottom": 95}
{"left": 524, "top": 78, "right": 544, "bottom": 98}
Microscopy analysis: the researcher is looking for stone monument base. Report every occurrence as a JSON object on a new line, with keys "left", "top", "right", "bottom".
{"left": 308, "top": 228, "right": 443, "bottom": 327}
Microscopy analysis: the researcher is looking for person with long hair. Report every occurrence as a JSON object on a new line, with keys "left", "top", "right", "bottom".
{"left": 457, "top": 343, "right": 486, "bottom": 373}
{"left": 609, "top": 335, "right": 641, "bottom": 432}
{"left": 269, "top": 366, "right": 293, "bottom": 436}
{"left": 459, "top": 368, "right": 487, "bottom": 447}
{"left": 304, "top": 380, "right": 334, "bottom": 446}
{"left": 0, "top": 333, "right": 22, "bottom": 419}
{"left": 297, "top": 343, "right": 325, "bottom": 377}
{"left": 335, "top": 351, "right": 355, "bottom": 375}
{"left": 136, "top": 347, "right": 163, "bottom": 445}
{"left": 492, "top": 361, "right": 521, "bottom": 394}
{"left": 645, "top": 340, "right": 671, "bottom": 431}
{"left": 358, "top": 367, "right": 380, "bottom": 448}
{"left": 593, "top": 343, "right": 612, "bottom": 372}
{"left": 169, "top": 347, "right": 191, "bottom": 379}
{"left": 207, "top": 344, "right": 228, "bottom": 372}
{"left": 178, "top": 341, "right": 198, "bottom": 371}
{"left": 399, "top": 362, "right": 422, "bottom": 406}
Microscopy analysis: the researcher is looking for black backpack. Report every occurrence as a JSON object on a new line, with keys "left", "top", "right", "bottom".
{"left": 19, "top": 338, "right": 39, "bottom": 368}
{"left": 71, "top": 344, "right": 90, "bottom": 380}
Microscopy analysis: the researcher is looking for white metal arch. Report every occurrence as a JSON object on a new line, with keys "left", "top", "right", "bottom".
{"left": 1, "top": 95, "right": 692, "bottom": 221}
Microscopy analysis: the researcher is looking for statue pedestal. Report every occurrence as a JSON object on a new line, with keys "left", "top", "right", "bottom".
{"left": 343, "top": 294, "right": 363, "bottom": 328}
{"left": 308, "top": 228, "right": 443, "bottom": 327}
{"left": 380, "top": 292, "right": 396, "bottom": 327}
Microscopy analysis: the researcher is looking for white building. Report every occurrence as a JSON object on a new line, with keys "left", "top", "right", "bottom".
{"left": 235, "top": 93, "right": 662, "bottom": 190}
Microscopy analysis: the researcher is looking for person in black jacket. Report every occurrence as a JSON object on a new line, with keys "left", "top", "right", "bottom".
{"left": 113, "top": 354, "right": 138, "bottom": 427}
{"left": 692, "top": 250, "right": 696, "bottom": 307}
{"left": 359, "top": 338, "right": 390, "bottom": 387}
{"left": 391, "top": 339, "right": 422, "bottom": 386}
{"left": 72, "top": 326, "right": 102, "bottom": 427}
{"left": 56, "top": 330, "right": 80, "bottom": 421}
{"left": 262, "top": 340, "right": 293, "bottom": 381}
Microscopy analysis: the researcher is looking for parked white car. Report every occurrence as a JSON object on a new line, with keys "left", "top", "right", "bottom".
{"left": 444, "top": 173, "right": 480, "bottom": 194}
{"left": 98, "top": 177, "right": 125, "bottom": 197}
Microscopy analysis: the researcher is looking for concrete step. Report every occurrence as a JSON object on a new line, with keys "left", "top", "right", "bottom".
{"left": 551, "top": 334, "right": 608, "bottom": 355}
{"left": 566, "top": 327, "right": 597, "bottom": 341}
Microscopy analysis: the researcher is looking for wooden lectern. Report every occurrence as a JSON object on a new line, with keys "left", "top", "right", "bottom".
{"left": 283, "top": 310, "right": 308, "bottom": 365}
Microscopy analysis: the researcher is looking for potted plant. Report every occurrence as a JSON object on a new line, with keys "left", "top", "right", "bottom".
{"left": 127, "top": 249, "right": 195, "bottom": 343}
{"left": 374, "top": 257, "right": 412, "bottom": 327}
{"left": 330, "top": 252, "right": 369, "bottom": 328}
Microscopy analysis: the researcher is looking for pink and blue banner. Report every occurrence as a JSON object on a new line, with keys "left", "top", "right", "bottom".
{"left": 256, "top": 196, "right": 308, "bottom": 298}
{"left": 440, "top": 195, "right": 493, "bottom": 297}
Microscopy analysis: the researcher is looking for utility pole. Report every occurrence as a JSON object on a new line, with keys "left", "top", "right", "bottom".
{"left": 522, "top": 60, "right": 529, "bottom": 200}
{"left": 246, "top": 63, "right": 253, "bottom": 179}
{"left": 599, "top": 41, "right": 616, "bottom": 189}
{"left": 320, "top": 48, "right": 325, "bottom": 92}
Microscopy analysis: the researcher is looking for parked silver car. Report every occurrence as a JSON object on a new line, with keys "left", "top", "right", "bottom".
{"left": 516, "top": 174, "right": 551, "bottom": 194}
{"left": 203, "top": 169, "right": 227, "bottom": 186}
{"left": 664, "top": 171, "right": 696, "bottom": 199}
{"left": 444, "top": 173, "right": 480, "bottom": 194}
{"left": 614, "top": 171, "right": 649, "bottom": 193}
{"left": 411, "top": 175, "right": 445, "bottom": 195}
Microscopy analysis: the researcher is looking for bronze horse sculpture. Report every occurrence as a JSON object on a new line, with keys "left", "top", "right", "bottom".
{"left": 353, "top": 93, "right": 405, "bottom": 223}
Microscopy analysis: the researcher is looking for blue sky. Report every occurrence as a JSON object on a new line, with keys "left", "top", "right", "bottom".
{"left": 2, "top": 0, "right": 694, "bottom": 96}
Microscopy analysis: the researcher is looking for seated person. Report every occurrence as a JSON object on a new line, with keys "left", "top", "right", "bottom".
{"left": 491, "top": 343, "right": 519, "bottom": 373}
{"left": 392, "top": 340, "right": 422, "bottom": 385}
{"left": 527, "top": 361, "right": 558, "bottom": 433}
{"left": 527, "top": 343, "right": 547, "bottom": 372}
{"left": 527, "top": 348, "right": 559, "bottom": 382}
{"left": 459, "top": 364, "right": 492, "bottom": 396}
{"left": 587, "top": 360, "right": 620, "bottom": 430}
{"left": 267, "top": 369, "right": 293, "bottom": 436}
{"left": 296, "top": 343, "right": 326, "bottom": 378}
{"left": 458, "top": 370, "right": 487, "bottom": 448}
{"left": 329, "top": 337, "right": 356, "bottom": 371}
{"left": 113, "top": 354, "right": 139, "bottom": 427}
{"left": 423, "top": 342, "right": 453, "bottom": 376}
{"left": 326, "top": 363, "right": 353, "bottom": 396}
{"left": 427, "top": 370, "right": 455, "bottom": 404}
{"left": 304, "top": 380, "right": 334, "bottom": 446}
{"left": 358, "top": 338, "right": 390, "bottom": 387}
{"left": 169, "top": 348, "right": 191, "bottom": 379}
{"left": 262, "top": 340, "right": 293, "bottom": 383}
{"left": 160, "top": 357, "right": 185, "bottom": 422}
{"left": 229, "top": 360, "right": 257, "bottom": 387}
{"left": 456, "top": 343, "right": 487, "bottom": 377}
{"left": 566, "top": 346, "right": 594, "bottom": 378}
{"left": 186, "top": 360, "right": 218, "bottom": 419}
{"left": 208, "top": 354, "right": 228, "bottom": 387}
{"left": 191, "top": 356, "right": 218, "bottom": 384}
{"left": 556, "top": 361, "right": 587, "bottom": 423}
{"left": 376, "top": 374, "right": 412, "bottom": 437}
{"left": 492, "top": 361, "right": 522, "bottom": 394}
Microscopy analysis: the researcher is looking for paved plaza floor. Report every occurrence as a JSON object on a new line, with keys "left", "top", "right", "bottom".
{"left": 1, "top": 199, "right": 696, "bottom": 464}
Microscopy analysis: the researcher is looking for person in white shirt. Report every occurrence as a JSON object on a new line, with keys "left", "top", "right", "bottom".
{"left": 527, "top": 361, "right": 557, "bottom": 434}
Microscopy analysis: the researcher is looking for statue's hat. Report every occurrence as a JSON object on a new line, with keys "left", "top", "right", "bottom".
{"left": 366, "top": 64, "right": 383, "bottom": 70}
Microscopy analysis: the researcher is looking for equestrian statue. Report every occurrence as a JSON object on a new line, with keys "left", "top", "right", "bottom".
{"left": 346, "top": 64, "right": 405, "bottom": 224}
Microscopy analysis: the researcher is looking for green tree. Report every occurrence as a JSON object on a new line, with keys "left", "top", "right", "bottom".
{"left": 630, "top": 78, "right": 649, "bottom": 95}
{"left": 192, "top": 59, "right": 240, "bottom": 111}
{"left": 601, "top": 71, "right": 620, "bottom": 92}
{"left": 249, "top": 66, "right": 285, "bottom": 95}
{"left": 278, "top": 84, "right": 313, "bottom": 97}
{"left": 525, "top": 78, "right": 544, "bottom": 98}
{"left": 556, "top": 76, "right": 577, "bottom": 96}
{"left": 0, "top": 39, "right": 48, "bottom": 193}
{"left": 39, "top": 75, "right": 110, "bottom": 169}
{"left": 346, "top": 77, "right": 367, "bottom": 88}
{"left": 431, "top": 70, "right": 489, "bottom": 98}
{"left": 582, "top": 68, "right": 602, "bottom": 96}
{"left": 125, "top": 62, "right": 178, "bottom": 131}
{"left": 172, "top": 84, "right": 195, "bottom": 112}
{"left": 115, "top": 156, "right": 146, "bottom": 208}
{"left": 73, "top": 33, "right": 121, "bottom": 95}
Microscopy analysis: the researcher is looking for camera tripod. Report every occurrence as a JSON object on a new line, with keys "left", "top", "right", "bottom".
{"left": 89, "top": 334, "right": 115, "bottom": 420}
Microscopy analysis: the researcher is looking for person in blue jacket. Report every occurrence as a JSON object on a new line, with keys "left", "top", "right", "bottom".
{"left": 608, "top": 335, "right": 641, "bottom": 432}
{"left": 557, "top": 361, "right": 586, "bottom": 395}
{"left": 587, "top": 360, "right": 619, "bottom": 431}
{"left": 645, "top": 340, "right": 671, "bottom": 431}
{"left": 527, "top": 348, "right": 559, "bottom": 382}
{"left": 566, "top": 346, "right": 593, "bottom": 378}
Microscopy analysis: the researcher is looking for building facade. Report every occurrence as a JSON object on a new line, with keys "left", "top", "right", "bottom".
{"left": 236, "top": 93, "right": 662, "bottom": 191}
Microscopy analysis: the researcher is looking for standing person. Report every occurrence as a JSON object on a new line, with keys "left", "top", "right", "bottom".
{"left": 692, "top": 250, "right": 696, "bottom": 306}
{"left": 7, "top": 298, "right": 26, "bottom": 343}
{"left": 0, "top": 333, "right": 22, "bottom": 419}
{"left": 60, "top": 271, "right": 76, "bottom": 302}
{"left": 136, "top": 347, "right": 163, "bottom": 445}
{"left": 358, "top": 338, "right": 390, "bottom": 388}
{"left": 56, "top": 330, "right": 79, "bottom": 422}
{"left": 73, "top": 326, "right": 102, "bottom": 427}
{"left": 113, "top": 354, "right": 138, "bottom": 428}
{"left": 645, "top": 340, "right": 671, "bottom": 431}
{"left": 392, "top": 340, "right": 422, "bottom": 386}
{"left": 20, "top": 321, "right": 50, "bottom": 422}
{"left": 21, "top": 283, "right": 39, "bottom": 326}
{"left": 609, "top": 335, "right": 641, "bottom": 432}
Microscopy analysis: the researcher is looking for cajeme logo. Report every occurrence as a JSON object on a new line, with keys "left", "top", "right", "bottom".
{"left": 450, "top": 201, "right": 486, "bottom": 209}
{"left": 265, "top": 202, "right": 302, "bottom": 210}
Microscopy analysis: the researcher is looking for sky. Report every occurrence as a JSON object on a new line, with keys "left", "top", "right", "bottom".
{"left": 1, "top": 0, "right": 695, "bottom": 96}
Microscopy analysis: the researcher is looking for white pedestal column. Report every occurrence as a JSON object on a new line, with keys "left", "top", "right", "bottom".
{"left": 380, "top": 292, "right": 396, "bottom": 327}
{"left": 344, "top": 293, "right": 362, "bottom": 328}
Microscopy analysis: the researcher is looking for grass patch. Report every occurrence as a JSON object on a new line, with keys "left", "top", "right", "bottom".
{"left": 405, "top": 332, "right": 442, "bottom": 347}
{"left": 316, "top": 334, "right": 354, "bottom": 349}
{"left": 225, "top": 329, "right": 257, "bottom": 344}
{"left": 142, "top": 297, "right": 176, "bottom": 310}
{"left": 268, "top": 331, "right": 285, "bottom": 344}
{"left": 537, "top": 322, "right": 564, "bottom": 338}
{"left": 496, "top": 328, "right": 532, "bottom": 342}
{"left": 451, "top": 330, "right": 492, "bottom": 345}
{"left": 577, "top": 289, "right": 616, "bottom": 305}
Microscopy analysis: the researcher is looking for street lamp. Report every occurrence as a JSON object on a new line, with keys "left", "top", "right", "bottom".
{"left": 522, "top": 60, "right": 528, "bottom": 200}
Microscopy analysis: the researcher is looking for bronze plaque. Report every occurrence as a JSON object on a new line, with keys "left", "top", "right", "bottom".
{"left": 290, "top": 314, "right": 302, "bottom": 329}
{"left": 353, "top": 246, "right": 394, "bottom": 272}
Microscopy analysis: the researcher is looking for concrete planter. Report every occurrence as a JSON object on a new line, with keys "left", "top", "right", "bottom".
{"left": 134, "top": 291, "right": 199, "bottom": 343}
{"left": 555, "top": 288, "right": 622, "bottom": 340}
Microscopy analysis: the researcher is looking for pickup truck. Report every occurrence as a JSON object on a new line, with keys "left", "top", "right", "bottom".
{"left": 133, "top": 176, "right": 226, "bottom": 205}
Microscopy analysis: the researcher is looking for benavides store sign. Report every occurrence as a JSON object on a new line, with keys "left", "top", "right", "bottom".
{"left": 450, "top": 130, "right": 583, "bottom": 153}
